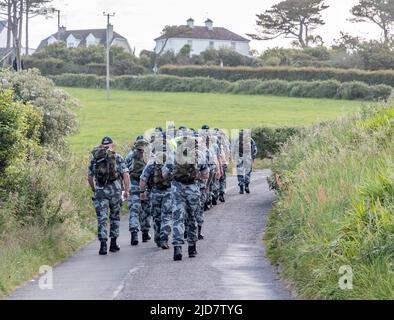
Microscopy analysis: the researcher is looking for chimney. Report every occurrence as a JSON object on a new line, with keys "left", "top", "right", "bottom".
{"left": 58, "top": 26, "right": 66, "bottom": 41}
{"left": 205, "top": 19, "right": 213, "bottom": 31}
{"left": 187, "top": 18, "right": 194, "bottom": 28}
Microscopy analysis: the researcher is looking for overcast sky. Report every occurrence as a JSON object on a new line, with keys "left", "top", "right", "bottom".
{"left": 27, "top": 0, "right": 382, "bottom": 54}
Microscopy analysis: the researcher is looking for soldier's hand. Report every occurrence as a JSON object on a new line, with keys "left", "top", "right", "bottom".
{"left": 140, "top": 191, "right": 148, "bottom": 202}
{"left": 122, "top": 190, "right": 129, "bottom": 201}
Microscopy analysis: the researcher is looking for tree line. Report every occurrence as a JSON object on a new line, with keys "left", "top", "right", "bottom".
{"left": 0, "top": 0, "right": 53, "bottom": 69}
{"left": 248, "top": 0, "right": 394, "bottom": 47}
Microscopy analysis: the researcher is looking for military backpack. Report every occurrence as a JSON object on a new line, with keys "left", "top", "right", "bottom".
{"left": 129, "top": 140, "right": 148, "bottom": 180}
{"left": 173, "top": 161, "right": 198, "bottom": 184}
{"left": 153, "top": 153, "right": 171, "bottom": 190}
{"left": 92, "top": 146, "right": 119, "bottom": 185}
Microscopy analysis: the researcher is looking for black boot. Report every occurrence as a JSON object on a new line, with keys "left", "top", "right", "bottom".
{"left": 142, "top": 231, "right": 151, "bottom": 242}
{"left": 130, "top": 231, "right": 138, "bottom": 246}
{"left": 188, "top": 245, "right": 197, "bottom": 258}
{"left": 204, "top": 202, "right": 210, "bottom": 211}
{"left": 198, "top": 226, "right": 204, "bottom": 240}
{"left": 184, "top": 230, "right": 188, "bottom": 239}
{"left": 109, "top": 238, "right": 120, "bottom": 252}
{"left": 174, "top": 246, "right": 182, "bottom": 261}
{"left": 99, "top": 241, "right": 107, "bottom": 255}
{"left": 245, "top": 184, "right": 250, "bottom": 194}
{"left": 219, "top": 193, "right": 225, "bottom": 203}
{"left": 160, "top": 240, "right": 169, "bottom": 250}
{"left": 212, "top": 196, "right": 217, "bottom": 206}
{"left": 239, "top": 185, "right": 244, "bottom": 194}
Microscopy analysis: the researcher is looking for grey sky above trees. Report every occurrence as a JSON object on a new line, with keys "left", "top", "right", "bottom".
{"left": 9, "top": 0, "right": 386, "bottom": 54}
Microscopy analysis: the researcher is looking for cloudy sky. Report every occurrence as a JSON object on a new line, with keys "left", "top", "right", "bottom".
{"left": 27, "top": 0, "right": 382, "bottom": 53}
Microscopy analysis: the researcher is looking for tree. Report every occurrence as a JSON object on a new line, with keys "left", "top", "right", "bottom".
{"left": 350, "top": 0, "right": 394, "bottom": 42}
{"left": 153, "top": 25, "right": 191, "bottom": 71}
{"left": 25, "top": 0, "right": 53, "bottom": 55}
{"left": 248, "top": 0, "right": 329, "bottom": 48}
{"left": 0, "top": 1, "right": 52, "bottom": 67}
{"left": 332, "top": 32, "right": 363, "bottom": 51}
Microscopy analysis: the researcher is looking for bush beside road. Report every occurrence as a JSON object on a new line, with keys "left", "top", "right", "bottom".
{"left": 266, "top": 104, "right": 394, "bottom": 299}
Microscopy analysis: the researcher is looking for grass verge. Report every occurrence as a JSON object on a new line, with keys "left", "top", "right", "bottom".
{"left": 266, "top": 104, "right": 394, "bottom": 299}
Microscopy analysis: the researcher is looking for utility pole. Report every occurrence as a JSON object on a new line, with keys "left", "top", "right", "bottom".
{"left": 104, "top": 12, "right": 115, "bottom": 100}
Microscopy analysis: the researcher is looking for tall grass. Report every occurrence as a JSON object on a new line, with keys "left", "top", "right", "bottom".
{"left": 266, "top": 104, "right": 394, "bottom": 299}
{"left": 0, "top": 155, "right": 95, "bottom": 298}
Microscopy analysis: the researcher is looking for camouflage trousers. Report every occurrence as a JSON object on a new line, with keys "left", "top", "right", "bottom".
{"left": 151, "top": 187, "right": 172, "bottom": 245}
{"left": 197, "top": 180, "right": 207, "bottom": 227}
{"left": 219, "top": 166, "right": 227, "bottom": 195}
{"left": 171, "top": 180, "right": 200, "bottom": 247}
{"left": 93, "top": 180, "right": 122, "bottom": 242}
{"left": 211, "top": 177, "right": 220, "bottom": 201}
{"left": 128, "top": 180, "right": 151, "bottom": 233}
{"left": 237, "top": 157, "right": 253, "bottom": 187}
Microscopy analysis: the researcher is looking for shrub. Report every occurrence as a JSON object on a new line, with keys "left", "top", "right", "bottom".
{"left": 0, "top": 69, "right": 79, "bottom": 148}
{"left": 50, "top": 74, "right": 392, "bottom": 101}
{"left": 160, "top": 65, "right": 394, "bottom": 86}
{"left": 266, "top": 105, "right": 394, "bottom": 299}
{"left": 252, "top": 127, "right": 302, "bottom": 159}
{"left": 23, "top": 57, "right": 66, "bottom": 75}
{"left": 49, "top": 73, "right": 105, "bottom": 88}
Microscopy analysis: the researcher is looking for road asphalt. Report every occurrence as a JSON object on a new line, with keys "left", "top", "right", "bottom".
{"left": 8, "top": 170, "right": 292, "bottom": 300}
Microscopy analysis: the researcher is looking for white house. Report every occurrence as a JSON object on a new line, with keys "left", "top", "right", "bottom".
{"left": 37, "top": 26, "right": 132, "bottom": 53}
{"left": 154, "top": 18, "right": 251, "bottom": 56}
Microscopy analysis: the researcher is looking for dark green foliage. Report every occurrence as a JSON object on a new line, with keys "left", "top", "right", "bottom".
{"left": 0, "top": 69, "right": 79, "bottom": 148}
{"left": 252, "top": 127, "right": 302, "bottom": 159}
{"left": 23, "top": 42, "right": 146, "bottom": 76}
{"left": 160, "top": 65, "right": 394, "bottom": 86}
{"left": 50, "top": 74, "right": 392, "bottom": 101}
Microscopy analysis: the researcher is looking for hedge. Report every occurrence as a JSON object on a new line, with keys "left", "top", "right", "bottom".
{"left": 159, "top": 65, "right": 394, "bottom": 87}
{"left": 50, "top": 74, "right": 392, "bottom": 101}
{"left": 252, "top": 127, "right": 302, "bottom": 159}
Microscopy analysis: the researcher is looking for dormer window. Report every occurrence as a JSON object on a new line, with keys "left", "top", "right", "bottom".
{"left": 86, "top": 33, "right": 99, "bottom": 47}
{"left": 66, "top": 34, "right": 80, "bottom": 48}
{"left": 47, "top": 36, "right": 58, "bottom": 45}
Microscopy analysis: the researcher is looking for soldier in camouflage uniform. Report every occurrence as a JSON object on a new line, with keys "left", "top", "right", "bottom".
{"left": 233, "top": 129, "right": 258, "bottom": 194}
{"left": 88, "top": 136, "right": 130, "bottom": 255}
{"left": 216, "top": 129, "right": 230, "bottom": 203}
{"left": 125, "top": 136, "right": 151, "bottom": 246}
{"left": 164, "top": 130, "right": 209, "bottom": 261}
{"left": 140, "top": 136, "right": 173, "bottom": 250}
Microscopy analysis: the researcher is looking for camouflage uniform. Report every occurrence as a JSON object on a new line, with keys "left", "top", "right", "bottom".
{"left": 218, "top": 132, "right": 230, "bottom": 197}
{"left": 125, "top": 150, "right": 151, "bottom": 233}
{"left": 163, "top": 144, "right": 208, "bottom": 248}
{"left": 197, "top": 179, "right": 207, "bottom": 227}
{"left": 140, "top": 158, "right": 172, "bottom": 246}
{"left": 235, "top": 137, "right": 257, "bottom": 187}
{"left": 88, "top": 154, "right": 128, "bottom": 242}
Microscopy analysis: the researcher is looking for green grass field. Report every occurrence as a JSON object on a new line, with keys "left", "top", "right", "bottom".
{"left": 64, "top": 88, "right": 368, "bottom": 154}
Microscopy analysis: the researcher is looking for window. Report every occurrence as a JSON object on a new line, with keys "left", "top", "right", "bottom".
{"left": 209, "top": 41, "right": 215, "bottom": 49}
{"left": 231, "top": 42, "right": 236, "bottom": 50}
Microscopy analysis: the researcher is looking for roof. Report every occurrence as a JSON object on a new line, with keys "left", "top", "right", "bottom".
{"left": 155, "top": 25, "right": 250, "bottom": 42}
{"left": 37, "top": 28, "right": 130, "bottom": 51}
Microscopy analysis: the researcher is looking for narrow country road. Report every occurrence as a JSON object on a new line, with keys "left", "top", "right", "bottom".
{"left": 8, "top": 170, "right": 292, "bottom": 300}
